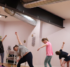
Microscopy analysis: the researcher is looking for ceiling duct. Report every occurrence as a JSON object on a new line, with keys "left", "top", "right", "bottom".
{"left": 4, "top": 8, "right": 15, "bottom": 16}
{"left": 4, "top": 8, "right": 37, "bottom": 26}
{"left": 23, "top": 0, "right": 68, "bottom": 8}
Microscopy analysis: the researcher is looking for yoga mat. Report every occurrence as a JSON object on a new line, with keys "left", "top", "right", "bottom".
{"left": 0, "top": 66, "right": 6, "bottom": 67}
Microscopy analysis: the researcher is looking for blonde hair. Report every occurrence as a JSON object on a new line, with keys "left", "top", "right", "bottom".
{"left": 0, "top": 36, "right": 2, "bottom": 38}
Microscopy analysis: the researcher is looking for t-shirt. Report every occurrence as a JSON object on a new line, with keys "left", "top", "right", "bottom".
{"left": 17, "top": 45, "right": 29, "bottom": 57}
{"left": 59, "top": 49, "right": 68, "bottom": 59}
{"left": 46, "top": 42, "right": 53, "bottom": 56}
{"left": 0, "top": 41, "right": 4, "bottom": 53}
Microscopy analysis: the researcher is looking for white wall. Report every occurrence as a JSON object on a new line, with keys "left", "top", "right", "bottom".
{"left": 40, "top": 20, "right": 70, "bottom": 67}
{"left": 1, "top": 19, "right": 70, "bottom": 67}
{"left": 27, "top": 20, "right": 41, "bottom": 66}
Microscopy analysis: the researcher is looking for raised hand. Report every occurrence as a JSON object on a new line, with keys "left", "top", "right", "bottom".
{"left": 15, "top": 32, "right": 17, "bottom": 35}
{"left": 2, "top": 35, "right": 7, "bottom": 41}
{"left": 63, "top": 42, "right": 65, "bottom": 44}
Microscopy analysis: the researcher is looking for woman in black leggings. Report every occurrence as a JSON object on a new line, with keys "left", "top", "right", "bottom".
{"left": 13, "top": 32, "right": 34, "bottom": 67}
{"left": 0, "top": 35, "right": 7, "bottom": 67}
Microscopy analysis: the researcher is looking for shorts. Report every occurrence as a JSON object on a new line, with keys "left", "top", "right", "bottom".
{"left": 64, "top": 56, "right": 70, "bottom": 61}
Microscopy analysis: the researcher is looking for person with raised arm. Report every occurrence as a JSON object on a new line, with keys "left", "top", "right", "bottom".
{"left": 55, "top": 42, "right": 70, "bottom": 67}
{"left": 13, "top": 32, "right": 34, "bottom": 67}
{"left": 0, "top": 35, "right": 7, "bottom": 67}
{"left": 37, "top": 38, "right": 53, "bottom": 67}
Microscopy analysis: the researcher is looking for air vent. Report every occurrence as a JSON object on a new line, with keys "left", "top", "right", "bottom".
{"left": 4, "top": 8, "right": 37, "bottom": 26}
{"left": 14, "top": 13, "right": 37, "bottom": 25}
{"left": 23, "top": 0, "right": 67, "bottom": 8}
{"left": 4, "top": 8, "right": 15, "bottom": 16}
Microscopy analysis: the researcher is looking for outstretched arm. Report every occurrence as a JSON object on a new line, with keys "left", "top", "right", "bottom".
{"left": 37, "top": 44, "right": 47, "bottom": 51}
{"left": 2, "top": 35, "right": 7, "bottom": 42}
{"left": 61, "top": 42, "right": 65, "bottom": 50}
{"left": 15, "top": 32, "right": 22, "bottom": 45}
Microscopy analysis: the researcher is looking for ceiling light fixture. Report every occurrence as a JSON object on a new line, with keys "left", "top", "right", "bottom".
{"left": 0, "top": 14, "right": 7, "bottom": 18}
{"left": 0, "top": 15, "right": 2, "bottom": 18}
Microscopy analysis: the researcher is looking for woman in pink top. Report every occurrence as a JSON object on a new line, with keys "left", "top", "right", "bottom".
{"left": 37, "top": 38, "right": 53, "bottom": 67}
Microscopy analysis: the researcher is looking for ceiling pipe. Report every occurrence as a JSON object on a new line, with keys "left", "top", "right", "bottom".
{"left": 4, "top": 8, "right": 15, "bottom": 16}
{"left": 3, "top": 8, "right": 37, "bottom": 26}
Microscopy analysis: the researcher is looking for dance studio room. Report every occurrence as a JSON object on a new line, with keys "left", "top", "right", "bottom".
{"left": 0, "top": 0, "right": 70, "bottom": 67}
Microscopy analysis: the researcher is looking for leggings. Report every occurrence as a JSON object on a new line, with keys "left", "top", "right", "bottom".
{"left": 17, "top": 52, "right": 34, "bottom": 67}
{"left": 0, "top": 53, "right": 4, "bottom": 63}
{"left": 44, "top": 56, "right": 52, "bottom": 67}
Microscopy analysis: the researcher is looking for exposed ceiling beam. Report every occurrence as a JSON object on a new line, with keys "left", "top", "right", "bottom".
{"left": 0, "top": 2, "right": 64, "bottom": 28}
{"left": 17, "top": 3, "right": 65, "bottom": 28}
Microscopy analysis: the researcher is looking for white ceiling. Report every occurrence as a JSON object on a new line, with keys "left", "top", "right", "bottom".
{"left": 40, "top": 0, "right": 70, "bottom": 19}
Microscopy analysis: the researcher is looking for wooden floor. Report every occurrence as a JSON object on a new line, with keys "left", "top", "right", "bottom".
{"left": 0, "top": 63, "right": 27, "bottom": 67}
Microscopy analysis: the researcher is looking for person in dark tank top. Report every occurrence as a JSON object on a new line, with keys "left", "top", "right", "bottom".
{"left": 55, "top": 42, "right": 70, "bottom": 67}
{"left": 0, "top": 35, "right": 7, "bottom": 67}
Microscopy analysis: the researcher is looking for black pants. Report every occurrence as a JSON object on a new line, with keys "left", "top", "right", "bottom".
{"left": 17, "top": 52, "right": 34, "bottom": 67}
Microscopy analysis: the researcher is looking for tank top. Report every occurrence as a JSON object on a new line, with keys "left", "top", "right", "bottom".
{"left": 0, "top": 41, "right": 4, "bottom": 53}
